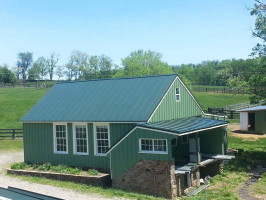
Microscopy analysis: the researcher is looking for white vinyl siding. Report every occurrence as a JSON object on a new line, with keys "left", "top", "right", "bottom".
{"left": 53, "top": 123, "right": 68, "bottom": 154}
{"left": 73, "top": 123, "right": 88, "bottom": 155}
{"left": 94, "top": 123, "right": 110, "bottom": 156}
{"left": 139, "top": 139, "right": 167, "bottom": 154}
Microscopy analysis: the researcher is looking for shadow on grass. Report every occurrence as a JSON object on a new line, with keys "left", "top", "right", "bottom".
{"left": 225, "top": 149, "right": 266, "bottom": 173}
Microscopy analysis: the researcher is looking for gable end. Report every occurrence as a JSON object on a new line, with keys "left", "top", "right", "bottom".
{"left": 148, "top": 76, "right": 204, "bottom": 122}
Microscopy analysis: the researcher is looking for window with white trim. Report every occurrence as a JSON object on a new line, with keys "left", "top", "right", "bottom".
{"left": 54, "top": 124, "right": 68, "bottom": 153}
{"left": 94, "top": 124, "right": 110, "bottom": 155}
{"left": 175, "top": 87, "right": 180, "bottom": 101}
{"left": 73, "top": 124, "right": 88, "bottom": 155}
{"left": 140, "top": 139, "right": 167, "bottom": 153}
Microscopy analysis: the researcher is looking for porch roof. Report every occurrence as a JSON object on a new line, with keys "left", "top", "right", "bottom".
{"left": 137, "top": 117, "right": 228, "bottom": 135}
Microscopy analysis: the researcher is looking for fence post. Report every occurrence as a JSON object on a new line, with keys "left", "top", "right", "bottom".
{"left": 12, "top": 129, "right": 15, "bottom": 140}
{"left": 230, "top": 111, "right": 233, "bottom": 119}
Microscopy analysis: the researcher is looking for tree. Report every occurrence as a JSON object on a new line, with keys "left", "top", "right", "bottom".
{"left": 28, "top": 63, "right": 41, "bottom": 80}
{"left": 65, "top": 57, "right": 75, "bottom": 81}
{"left": 17, "top": 52, "right": 33, "bottom": 80}
{"left": 56, "top": 66, "right": 65, "bottom": 80}
{"left": 73, "top": 51, "right": 89, "bottom": 79}
{"left": 99, "top": 55, "right": 112, "bottom": 78}
{"left": 250, "top": 0, "right": 266, "bottom": 57}
{"left": 248, "top": 1, "right": 266, "bottom": 101}
{"left": 34, "top": 57, "right": 48, "bottom": 80}
{"left": 64, "top": 51, "right": 90, "bottom": 80}
{"left": 0, "top": 65, "right": 16, "bottom": 84}
{"left": 116, "top": 50, "right": 173, "bottom": 77}
{"left": 47, "top": 53, "right": 59, "bottom": 81}
{"left": 247, "top": 74, "right": 266, "bottom": 102}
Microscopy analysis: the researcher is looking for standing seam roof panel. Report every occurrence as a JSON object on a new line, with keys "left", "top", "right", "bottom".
{"left": 21, "top": 74, "right": 177, "bottom": 122}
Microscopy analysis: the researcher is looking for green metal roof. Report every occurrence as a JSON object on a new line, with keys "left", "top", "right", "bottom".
{"left": 137, "top": 117, "right": 228, "bottom": 134}
{"left": 21, "top": 74, "right": 177, "bottom": 122}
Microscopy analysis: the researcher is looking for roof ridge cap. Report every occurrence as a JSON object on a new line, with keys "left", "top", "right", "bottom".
{"left": 56, "top": 74, "right": 178, "bottom": 85}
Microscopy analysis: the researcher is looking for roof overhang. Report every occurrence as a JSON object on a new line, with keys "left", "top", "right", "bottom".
{"left": 137, "top": 123, "right": 227, "bottom": 136}
{"left": 137, "top": 117, "right": 228, "bottom": 136}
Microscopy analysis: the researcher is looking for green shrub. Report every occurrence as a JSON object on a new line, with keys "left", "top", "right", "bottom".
{"left": 11, "top": 162, "right": 30, "bottom": 170}
{"left": 37, "top": 163, "right": 52, "bottom": 171}
{"left": 32, "top": 164, "right": 38, "bottom": 169}
{"left": 67, "top": 167, "right": 82, "bottom": 174}
{"left": 88, "top": 169, "right": 99, "bottom": 176}
{"left": 50, "top": 165, "right": 81, "bottom": 174}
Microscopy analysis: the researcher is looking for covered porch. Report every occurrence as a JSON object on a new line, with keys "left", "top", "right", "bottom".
{"left": 138, "top": 116, "right": 231, "bottom": 165}
{"left": 137, "top": 116, "right": 234, "bottom": 195}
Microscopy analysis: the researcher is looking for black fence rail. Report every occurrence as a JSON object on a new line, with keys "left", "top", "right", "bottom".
{"left": 207, "top": 108, "right": 240, "bottom": 119}
{"left": 192, "top": 87, "right": 245, "bottom": 94}
{"left": 0, "top": 129, "right": 23, "bottom": 140}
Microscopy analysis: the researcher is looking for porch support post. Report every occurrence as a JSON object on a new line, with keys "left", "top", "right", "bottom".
{"left": 195, "top": 133, "right": 200, "bottom": 164}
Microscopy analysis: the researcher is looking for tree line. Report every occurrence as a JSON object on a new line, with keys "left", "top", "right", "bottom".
{"left": 0, "top": 49, "right": 173, "bottom": 83}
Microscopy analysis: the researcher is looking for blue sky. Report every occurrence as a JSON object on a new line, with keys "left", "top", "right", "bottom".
{"left": 0, "top": 0, "right": 260, "bottom": 68}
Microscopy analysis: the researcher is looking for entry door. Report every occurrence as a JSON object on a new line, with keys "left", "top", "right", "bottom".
{"left": 248, "top": 113, "right": 255, "bottom": 131}
{"left": 189, "top": 138, "right": 200, "bottom": 163}
{"left": 189, "top": 138, "right": 200, "bottom": 153}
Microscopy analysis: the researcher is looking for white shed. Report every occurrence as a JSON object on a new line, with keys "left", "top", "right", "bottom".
{"left": 238, "top": 106, "right": 266, "bottom": 134}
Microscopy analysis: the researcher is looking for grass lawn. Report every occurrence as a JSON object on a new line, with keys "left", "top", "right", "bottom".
{"left": 0, "top": 88, "right": 49, "bottom": 129}
{"left": 0, "top": 140, "right": 23, "bottom": 152}
{"left": 192, "top": 92, "right": 250, "bottom": 110}
{"left": 249, "top": 173, "right": 266, "bottom": 197}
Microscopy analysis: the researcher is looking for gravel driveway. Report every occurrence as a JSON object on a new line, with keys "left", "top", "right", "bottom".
{"left": 0, "top": 151, "right": 117, "bottom": 200}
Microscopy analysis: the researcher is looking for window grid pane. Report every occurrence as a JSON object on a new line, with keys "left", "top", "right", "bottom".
{"left": 55, "top": 125, "right": 67, "bottom": 153}
{"left": 141, "top": 139, "right": 167, "bottom": 153}
{"left": 75, "top": 125, "right": 87, "bottom": 154}
{"left": 96, "top": 125, "right": 109, "bottom": 154}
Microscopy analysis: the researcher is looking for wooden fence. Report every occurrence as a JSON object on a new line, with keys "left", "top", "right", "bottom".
{"left": 192, "top": 87, "right": 244, "bottom": 94}
{"left": 207, "top": 108, "right": 239, "bottom": 119}
{"left": 0, "top": 129, "right": 23, "bottom": 140}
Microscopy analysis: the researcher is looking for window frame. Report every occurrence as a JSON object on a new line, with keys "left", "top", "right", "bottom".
{"left": 139, "top": 138, "right": 168, "bottom": 154}
{"left": 53, "top": 123, "right": 68, "bottom": 154}
{"left": 73, "top": 123, "right": 89, "bottom": 155}
{"left": 94, "top": 123, "right": 110, "bottom": 156}
{"left": 175, "top": 87, "right": 181, "bottom": 102}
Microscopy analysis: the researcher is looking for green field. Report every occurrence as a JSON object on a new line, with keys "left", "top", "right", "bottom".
{"left": 0, "top": 88, "right": 49, "bottom": 129}
{"left": 192, "top": 92, "right": 250, "bottom": 110}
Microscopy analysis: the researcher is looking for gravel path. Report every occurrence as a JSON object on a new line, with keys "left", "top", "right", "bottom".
{"left": 0, "top": 151, "right": 117, "bottom": 200}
